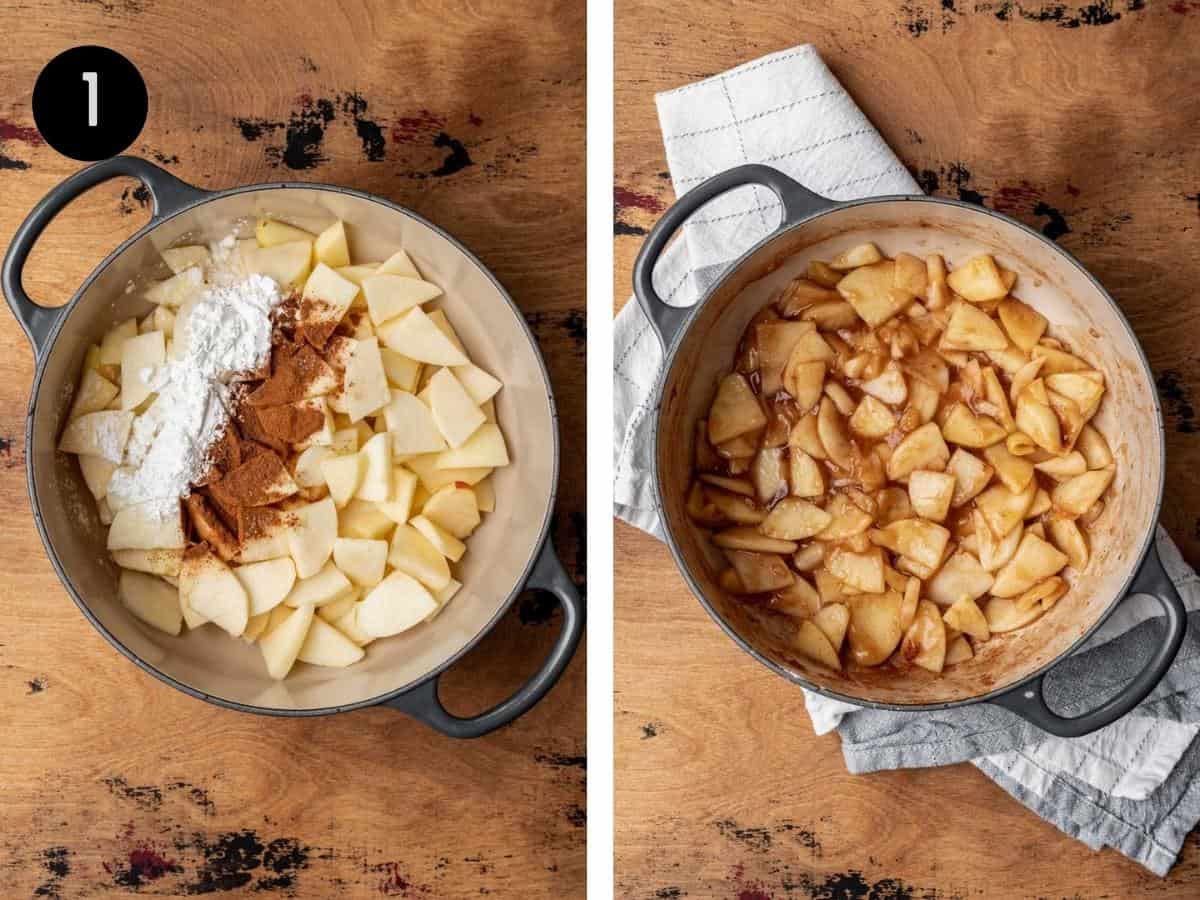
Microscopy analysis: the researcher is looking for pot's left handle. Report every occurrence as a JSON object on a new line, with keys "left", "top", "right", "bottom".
{"left": 632, "top": 164, "right": 834, "bottom": 352}
{"left": 383, "top": 538, "right": 585, "bottom": 739}
{"left": 2, "top": 156, "right": 209, "bottom": 355}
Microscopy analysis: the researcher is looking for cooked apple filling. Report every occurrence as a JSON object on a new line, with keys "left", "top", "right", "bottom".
{"left": 687, "top": 245, "right": 1115, "bottom": 674}
{"left": 58, "top": 218, "right": 510, "bottom": 679}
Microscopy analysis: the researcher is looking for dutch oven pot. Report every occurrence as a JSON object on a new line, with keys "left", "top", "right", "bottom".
{"left": 3, "top": 156, "right": 584, "bottom": 738}
{"left": 635, "top": 163, "right": 1186, "bottom": 738}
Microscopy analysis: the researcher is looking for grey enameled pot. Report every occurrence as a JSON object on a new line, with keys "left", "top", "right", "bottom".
{"left": 635, "top": 163, "right": 1185, "bottom": 738}
{"left": 2, "top": 156, "right": 584, "bottom": 738}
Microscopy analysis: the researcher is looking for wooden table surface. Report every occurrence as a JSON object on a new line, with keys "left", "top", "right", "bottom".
{"left": 615, "top": 3, "right": 1200, "bottom": 897}
{"left": 0, "top": 2, "right": 585, "bottom": 897}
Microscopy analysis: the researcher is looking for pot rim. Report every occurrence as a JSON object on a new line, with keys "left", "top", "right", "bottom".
{"left": 27, "top": 179, "right": 560, "bottom": 717}
{"left": 652, "top": 191, "right": 1165, "bottom": 712}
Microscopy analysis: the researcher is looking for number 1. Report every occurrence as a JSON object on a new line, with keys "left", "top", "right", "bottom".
{"left": 82, "top": 71, "right": 98, "bottom": 127}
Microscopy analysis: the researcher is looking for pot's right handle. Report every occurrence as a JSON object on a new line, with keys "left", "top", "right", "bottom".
{"left": 383, "top": 537, "right": 585, "bottom": 739}
{"left": 632, "top": 164, "right": 834, "bottom": 351}
{"left": 992, "top": 542, "right": 1188, "bottom": 738}
{"left": 2, "top": 156, "right": 209, "bottom": 356}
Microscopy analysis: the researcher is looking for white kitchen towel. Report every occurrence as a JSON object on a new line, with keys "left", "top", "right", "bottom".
{"left": 613, "top": 44, "right": 1200, "bottom": 875}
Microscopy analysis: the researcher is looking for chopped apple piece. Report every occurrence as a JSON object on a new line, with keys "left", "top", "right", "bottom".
{"left": 788, "top": 450, "right": 825, "bottom": 499}
{"left": 434, "top": 423, "right": 509, "bottom": 469}
{"left": 1014, "top": 576, "right": 1068, "bottom": 613}
{"left": 944, "top": 450, "right": 990, "bottom": 507}
{"left": 107, "top": 501, "right": 185, "bottom": 551}
{"left": 59, "top": 410, "right": 134, "bottom": 462}
{"left": 1035, "top": 452, "right": 1087, "bottom": 481}
{"left": 991, "top": 532, "right": 1069, "bottom": 598}
{"left": 388, "top": 523, "right": 451, "bottom": 591}
{"left": 112, "top": 547, "right": 183, "bottom": 577}
{"left": 941, "top": 302, "right": 1008, "bottom": 351}
{"left": 997, "top": 297, "right": 1047, "bottom": 351}
{"left": 357, "top": 571, "right": 438, "bottom": 637}
{"left": 943, "top": 595, "right": 989, "bottom": 642}
{"left": 893, "top": 252, "right": 928, "bottom": 296}
{"left": 256, "top": 218, "right": 315, "bottom": 247}
{"left": 383, "top": 390, "right": 447, "bottom": 456}
{"left": 338, "top": 498, "right": 396, "bottom": 540}
{"left": 708, "top": 374, "right": 767, "bottom": 445}
{"left": 378, "top": 306, "right": 469, "bottom": 366}
{"left": 814, "top": 603, "right": 850, "bottom": 652}
{"left": 926, "top": 551, "right": 994, "bottom": 606}
{"left": 901, "top": 600, "right": 947, "bottom": 673}
{"left": 235, "top": 557, "right": 297, "bottom": 616}
{"left": 181, "top": 547, "right": 248, "bottom": 636}
{"left": 286, "top": 497, "right": 338, "bottom": 578}
{"left": 284, "top": 560, "right": 354, "bottom": 607}
{"left": 293, "top": 445, "right": 334, "bottom": 489}
{"left": 828, "top": 546, "right": 885, "bottom": 593}
{"left": 837, "top": 260, "right": 912, "bottom": 327}
{"left": 941, "top": 403, "right": 1006, "bottom": 449}
{"left": 144, "top": 268, "right": 203, "bottom": 308}
{"left": 713, "top": 527, "right": 797, "bottom": 555}
{"left": 1076, "top": 425, "right": 1113, "bottom": 469}
{"left": 816, "top": 397, "right": 854, "bottom": 470}
{"left": 1046, "top": 372, "right": 1105, "bottom": 420}
{"left": 340, "top": 337, "right": 390, "bottom": 422}
{"left": 1052, "top": 466, "right": 1114, "bottom": 518}
{"left": 907, "top": 469, "right": 955, "bottom": 522}
{"left": 849, "top": 395, "right": 896, "bottom": 440}
{"left": 298, "top": 615, "right": 364, "bottom": 667}
{"left": 793, "top": 620, "right": 841, "bottom": 670}
{"left": 411, "top": 515, "right": 466, "bottom": 562}
{"left": 1032, "top": 344, "right": 1089, "bottom": 375}
{"left": 362, "top": 274, "right": 441, "bottom": 326}
{"left": 983, "top": 443, "right": 1035, "bottom": 493}
{"left": 760, "top": 498, "right": 831, "bottom": 540}
{"left": 354, "top": 433, "right": 392, "bottom": 502}
{"left": 379, "top": 465, "right": 420, "bottom": 524}
{"left": 975, "top": 510, "right": 1022, "bottom": 572}
{"left": 70, "top": 369, "right": 120, "bottom": 420}
{"left": 772, "top": 574, "right": 820, "bottom": 617}
{"left": 259, "top": 605, "right": 315, "bottom": 679}
{"left": 161, "top": 245, "right": 210, "bottom": 274}
{"left": 975, "top": 478, "right": 1037, "bottom": 539}
{"left": 1046, "top": 516, "right": 1089, "bottom": 569}
{"left": 119, "top": 570, "right": 182, "bottom": 636}
{"left": 377, "top": 248, "right": 421, "bottom": 278}
{"left": 870, "top": 518, "right": 950, "bottom": 570}
{"left": 333, "top": 537, "right": 389, "bottom": 587}
{"left": 419, "top": 484, "right": 480, "bottom": 539}
{"left": 726, "top": 550, "right": 794, "bottom": 593}
{"left": 847, "top": 591, "right": 903, "bottom": 666}
{"left": 320, "top": 452, "right": 366, "bottom": 508}
{"left": 313, "top": 220, "right": 351, "bottom": 268}
{"left": 983, "top": 596, "right": 1044, "bottom": 633}
{"left": 78, "top": 453, "right": 118, "bottom": 500}
{"left": 946, "top": 254, "right": 1007, "bottom": 302}
{"left": 886, "top": 422, "right": 949, "bottom": 480}
{"left": 756, "top": 321, "right": 817, "bottom": 396}
{"left": 426, "top": 368, "right": 485, "bottom": 448}
{"left": 782, "top": 359, "right": 825, "bottom": 412}
{"left": 380, "top": 349, "right": 422, "bottom": 393}
{"left": 247, "top": 240, "right": 313, "bottom": 289}
{"left": 830, "top": 242, "right": 883, "bottom": 271}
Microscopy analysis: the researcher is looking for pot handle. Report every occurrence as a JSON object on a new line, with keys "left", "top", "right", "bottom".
{"left": 633, "top": 164, "right": 833, "bottom": 351}
{"left": 2, "top": 156, "right": 209, "bottom": 356}
{"left": 383, "top": 537, "right": 585, "bottom": 739}
{"left": 992, "top": 541, "right": 1188, "bottom": 738}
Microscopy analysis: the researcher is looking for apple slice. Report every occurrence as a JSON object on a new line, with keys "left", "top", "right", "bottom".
{"left": 380, "top": 349, "right": 422, "bottom": 392}
{"left": 120, "top": 330, "right": 165, "bottom": 410}
{"left": 426, "top": 368, "right": 485, "bottom": 448}
{"left": 425, "top": 578, "right": 463, "bottom": 622}
{"left": 358, "top": 571, "right": 439, "bottom": 638}
{"left": 377, "top": 249, "right": 421, "bottom": 278}
{"left": 313, "top": 220, "right": 351, "bottom": 268}
{"left": 452, "top": 363, "right": 501, "bottom": 405}
{"left": 421, "top": 485, "right": 481, "bottom": 539}
{"left": 388, "top": 523, "right": 452, "bottom": 591}
{"left": 434, "top": 423, "right": 508, "bottom": 469}
{"left": 144, "top": 268, "right": 204, "bottom": 308}
{"left": 793, "top": 619, "right": 842, "bottom": 670}
{"left": 286, "top": 496, "right": 338, "bottom": 578}
{"left": 59, "top": 410, "right": 135, "bottom": 462}
{"left": 119, "top": 570, "right": 182, "bottom": 636}
{"left": 338, "top": 337, "right": 390, "bottom": 422}
{"left": 338, "top": 498, "right": 396, "bottom": 540}
{"left": 259, "top": 604, "right": 315, "bottom": 679}
{"left": 180, "top": 547, "right": 249, "bottom": 636}
{"left": 98, "top": 318, "right": 137, "bottom": 366}
{"left": 320, "top": 452, "right": 366, "bottom": 508}
{"left": 411, "top": 515, "right": 466, "bottom": 562}
{"left": 473, "top": 477, "right": 495, "bottom": 513}
{"left": 379, "top": 465, "right": 420, "bottom": 524}
{"left": 405, "top": 453, "right": 491, "bottom": 491}
{"left": 377, "top": 307, "right": 469, "bottom": 366}
{"left": 70, "top": 369, "right": 119, "bottom": 420}
{"left": 256, "top": 218, "right": 315, "bottom": 247}
{"left": 78, "top": 454, "right": 117, "bottom": 500}
{"left": 247, "top": 240, "right": 313, "bottom": 289}
{"left": 298, "top": 615, "right": 364, "bottom": 667}
{"left": 333, "top": 537, "right": 389, "bottom": 587}
{"left": 107, "top": 501, "right": 186, "bottom": 550}
{"left": 335, "top": 263, "right": 383, "bottom": 286}
{"left": 294, "top": 445, "right": 335, "bottom": 488}
{"left": 112, "top": 547, "right": 184, "bottom": 577}
{"left": 355, "top": 432, "right": 392, "bottom": 502}
{"left": 243, "top": 612, "right": 271, "bottom": 642}
{"left": 160, "top": 245, "right": 210, "bottom": 274}
{"left": 362, "top": 274, "right": 442, "bottom": 326}
{"left": 234, "top": 557, "right": 297, "bottom": 616}
{"left": 284, "top": 560, "right": 354, "bottom": 607}
{"left": 383, "top": 390, "right": 447, "bottom": 455}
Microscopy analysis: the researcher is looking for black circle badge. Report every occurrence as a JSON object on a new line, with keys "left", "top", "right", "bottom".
{"left": 33, "top": 46, "right": 148, "bottom": 161}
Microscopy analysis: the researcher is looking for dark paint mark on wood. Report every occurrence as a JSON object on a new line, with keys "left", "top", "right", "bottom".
{"left": 615, "top": 220, "right": 648, "bottom": 236}
{"left": 33, "top": 847, "right": 70, "bottom": 899}
{"left": 615, "top": 187, "right": 666, "bottom": 214}
{"left": 70, "top": 0, "right": 147, "bottom": 12}
{"left": 1066, "top": 182, "right": 1081, "bottom": 197}
{"left": 27, "top": 675, "right": 47, "bottom": 694}
{"left": 102, "top": 775, "right": 163, "bottom": 810}
{"left": 905, "top": 128, "right": 925, "bottom": 145}
{"left": 374, "top": 860, "right": 430, "bottom": 896}
{"left": 1157, "top": 369, "right": 1196, "bottom": 433}
{"left": 108, "top": 847, "right": 181, "bottom": 887}
{"left": 150, "top": 149, "right": 180, "bottom": 165}
{"left": 431, "top": 133, "right": 473, "bottom": 177}
{"left": 715, "top": 819, "right": 824, "bottom": 856}
{"left": 180, "top": 829, "right": 311, "bottom": 894}
{"left": 901, "top": 2, "right": 932, "bottom": 34}
{"left": 272, "top": 98, "right": 336, "bottom": 170}
{"left": 945, "top": 162, "right": 985, "bottom": 205}
{"left": 0, "top": 153, "right": 31, "bottom": 171}
{"left": 534, "top": 752, "right": 587, "bottom": 769}
{"left": 523, "top": 310, "right": 588, "bottom": 355}
{"left": 641, "top": 720, "right": 663, "bottom": 739}
{"left": 1033, "top": 200, "right": 1071, "bottom": 240}
{"left": 166, "top": 780, "right": 216, "bottom": 814}
{"left": 565, "top": 804, "right": 586, "bottom": 827}
{"left": 392, "top": 110, "right": 447, "bottom": 145}
{"left": 469, "top": 112, "right": 484, "bottom": 126}
{"left": 0, "top": 119, "right": 44, "bottom": 145}
{"left": 655, "top": 889, "right": 686, "bottom": 898}
{"left": 299, "top": 55, "right": 319, "bottom": 72}
{"left": 794, "top": 870, "right": 963, "bottom": 899}
{"left": 341, "top": 93, "right": 386, "bottom": 162}
{"left": 119, "top": 184, "right": 152, "bottom": 215}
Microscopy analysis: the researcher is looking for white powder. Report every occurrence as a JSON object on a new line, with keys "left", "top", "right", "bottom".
{"left": 106, "top": 272, "right": 282, "bottom": 514}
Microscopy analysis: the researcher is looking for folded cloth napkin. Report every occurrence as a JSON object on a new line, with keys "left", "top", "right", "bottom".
{"left": 613, "top": 44, "right": 1200, "bottom": 875}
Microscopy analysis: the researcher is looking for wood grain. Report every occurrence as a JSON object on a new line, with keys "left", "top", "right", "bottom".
{"left": 615, "top": 2, "right": 1200, "bottom": 897}
{"left": 0, "top": 1, "right": 585, "bottom": 896}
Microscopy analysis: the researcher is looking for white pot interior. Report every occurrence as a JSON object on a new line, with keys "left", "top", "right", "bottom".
{"left": 657, "top": 197, "right": 1162, "bottom": 706}
{"left": 29, "top": 186, "right": 556, "bottom": 711}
